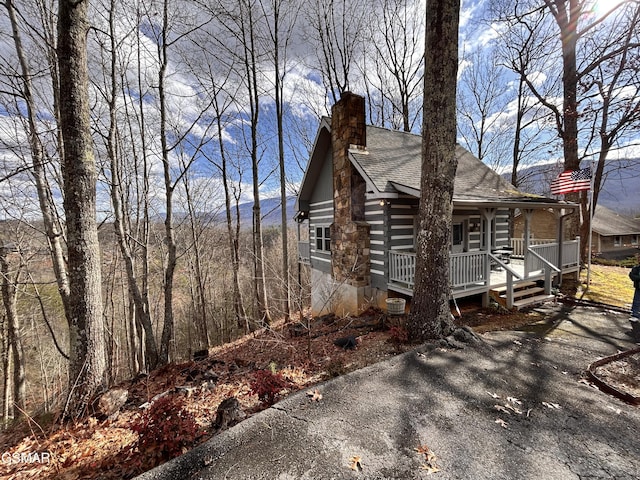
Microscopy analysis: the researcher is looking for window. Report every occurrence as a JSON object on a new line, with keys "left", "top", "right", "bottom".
{"left": 632, "top": 235, "right": 638, "bottom": 246}
{"left": 614, "top": 236, "right": 622, "bottom": 247}
{"left": 315, "top": 226, "right": 331, "bottom": 252}
{"left": 451, "top": 222, "right": 465, "bottom": 253}
{"left": 481, "top": 218, "right": 496, "bottom": 249}
{"left": 451, "top": 217, "right": 468, "bottom": 253}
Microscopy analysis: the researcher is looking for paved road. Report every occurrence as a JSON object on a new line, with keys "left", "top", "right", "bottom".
{"left": 136, "top": 303, "right": 640, "bottom": 479}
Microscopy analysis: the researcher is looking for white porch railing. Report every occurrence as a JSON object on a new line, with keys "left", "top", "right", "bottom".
{"left": 450, "top": 251, "right": 488, "bottom": 287}
{"left": 389, "top": 250, "right": 490, "bottom": 291}
{"left": 510, "top": 238, "right": 555, "bottom": 257}
{"left": 388, "top": 238, "right": 580, "bottom": 296}
{"left": 388, "top": 251, "right": 416, "bottom": 288}
{"left": 527, "top": 238, "right": 580, "bottom": 272}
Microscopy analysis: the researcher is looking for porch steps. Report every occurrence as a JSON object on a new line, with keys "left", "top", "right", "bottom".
{"left": 490, "top": 282, "right": 555, "bottom": 310}
{"left": 512, "top": 294, "right": 556, "bottom": 309}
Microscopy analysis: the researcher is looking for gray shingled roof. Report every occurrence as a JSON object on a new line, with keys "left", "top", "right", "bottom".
{"left": 349, "top": 125, "right": 537, "bottom": 202}
{"left": 592, "top": 205, "right": 640, "bottom": 236}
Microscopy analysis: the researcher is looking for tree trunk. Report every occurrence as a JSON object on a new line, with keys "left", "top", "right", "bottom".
{"left": 104, "top": 0, "right": 159, "bottom": 370}
{"left": 57, "top": 0, "right": 107, "bottom": 420}
{"left": 5, "top": 0, "right": 71, "bottom": 319}
{"left": 2, "top": 313, "right": 10, "bottom": 428}
{"left": 158, "top": 0, "right": 177, "bottom": 365}
{"left": 184, "top": 175, "right": 210, "bottom": 349}
{"left": 1, "top": 253, "right": 26, "bottom": 416}
{"left": 213, "top": 95, "right": 247, "bottom": 332}
{"left": 407, "top": 0, "right": 459, "bottom": 341}
{"left": 272, "top": 1, "right": 291, "bottom": 321}
{"left": 241, "top": 0, "right": 271, "bottom": 327}
{"left": 544, "top": 0, "right": 582, "bottom": 240}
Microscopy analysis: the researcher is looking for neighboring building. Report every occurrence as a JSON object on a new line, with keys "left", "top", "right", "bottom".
{"left": 514, "top": 208, "right": 566, "bottom": 241}
{"left": 295, "top": 93, "right": 580, "bottom": 315}
{"left": 591, "top": 206, "right": 640, "bottom": 258}
{"left": 514, "top": 205, "right": 640, "bottom": 259}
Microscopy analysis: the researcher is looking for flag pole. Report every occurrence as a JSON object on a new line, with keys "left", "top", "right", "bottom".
{"left": 586, "top": 161, "right": 595, "bottom": 291}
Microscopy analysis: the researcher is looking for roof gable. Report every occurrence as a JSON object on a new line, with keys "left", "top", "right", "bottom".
{"left": 295, "top": 117, "right": 331, "bottom": 212}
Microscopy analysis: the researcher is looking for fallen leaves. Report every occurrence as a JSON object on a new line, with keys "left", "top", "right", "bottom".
{"left": 490, "top": 391, "right": 566, "bottom": 431}
{"left": 306, "top": 389, "right": 323, "bottom": 402}
{"left": 415, "top": 444, "right": 440, "bottom": 474}
{"left": 494, "top": 396, "right": 523, "bottom": 416}
{"left": 349, "top": 455, "right": 363, "bottom": 472}
{"left": 495, "top": 418, "right": 509, "bottom": 429}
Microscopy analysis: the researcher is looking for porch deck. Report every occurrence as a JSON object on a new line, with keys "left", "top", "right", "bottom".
{"left": 387, "top": 239, "right": 580, "bottom": 301}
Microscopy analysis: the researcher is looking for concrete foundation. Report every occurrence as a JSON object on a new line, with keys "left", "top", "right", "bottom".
{"left": 310, "top": 269, "right": 387, "bottom": 317}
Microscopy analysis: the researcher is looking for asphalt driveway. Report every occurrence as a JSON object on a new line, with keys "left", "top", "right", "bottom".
{"left": 135, "top": 303, "right": 640, "bottom": 479}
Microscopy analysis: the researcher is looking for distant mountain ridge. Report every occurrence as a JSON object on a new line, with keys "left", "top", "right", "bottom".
{"left": 236, "top": 195, "right": 297, "bottom": 227}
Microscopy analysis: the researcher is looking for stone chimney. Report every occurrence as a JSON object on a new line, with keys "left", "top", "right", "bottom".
{"left": 331, "top": 93, "right": 370, "bottom": 291}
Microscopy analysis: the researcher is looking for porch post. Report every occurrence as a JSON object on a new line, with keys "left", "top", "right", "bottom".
{"left": 481, "top": 208, "right": 496, "bottom": 308}
{"left": 506, "top": 272, "right": 514, "bottom": 309}
{"left": 523, "top": 209, "right": 534, "bottom": 277}
{"left": 556, "top": 210, "right": 565, "bottom": 287}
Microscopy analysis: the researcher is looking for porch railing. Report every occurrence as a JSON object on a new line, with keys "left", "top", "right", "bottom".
{"left": 510, "top": 238, "right": 555, "bottom": 257}
{"left": 388, "top": 251, "right": 416, "bottom": 289}
{"left": 527, "top": 238, "right": 580, "bottom": 273}
{"left": 389, "top": 238, "right": 580, "bottom": 295}
{"left": 450, "top": 251, "right": 488, "bottom": 287}
{"left": 389, "top": 250, "right": 490, "bottom": 290}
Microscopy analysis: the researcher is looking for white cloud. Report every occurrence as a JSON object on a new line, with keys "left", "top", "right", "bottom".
{"left": 460, "top": 0, "right": 481, "bottom": 29}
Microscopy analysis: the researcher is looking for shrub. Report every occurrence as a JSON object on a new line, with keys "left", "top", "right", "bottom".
{"left": 387, "top": 325, "right": 409, "bottom": 347}
{"left": 130, "top": 395, "right": 200, "bottom": 463}
{"left": 249, "top": 369, "right": 290, "bottom": 406}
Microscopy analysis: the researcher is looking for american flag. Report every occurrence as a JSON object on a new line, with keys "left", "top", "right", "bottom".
{"left": 550, "top": 167, "right": 592, "bottom": 195}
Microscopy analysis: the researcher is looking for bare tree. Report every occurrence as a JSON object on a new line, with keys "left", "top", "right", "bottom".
{"left": 91, "top": 0, "right": 160, "bottom": 371}
{"left": 407, "top": 0, "right": 459, "bottom": 341}
{"left": 4, "top": 0, "right": 71, "bottom": 322}
{"left": 57, "top": 0, "right": 107, "bottom": 419}
{"left": 181, "top": 171, "right": 214, "bottom": 350}
{"left": 208, "top": 82, "right": 249, "bottom": 331}
{"left": 493, "top": 15, "right": 554, "bottom": 190}
{"left": 258, "top": 0, "right": 301, "bottom": 320}
{"left": 132, "top": 0, "right": 215, "bottom": 363}
{"left": 494, "top": 0, "right": 640, "bottom": 257}
{"left": 578, "top": 4, "right": 640, "bottom": 248}
{"left": 0, "top": 244, "right": 25, "bottom": 420}
{"left": 457, "top": 47, "right": 512, "bottom": 169}
{"left": 364, "top": 0, "right": 424, "bottom": 131}
{"left": 306, "top": 0, "right": 369, "bottom": 104}
{"left": 1, "top": 305, "right": 9, "bottom": 429}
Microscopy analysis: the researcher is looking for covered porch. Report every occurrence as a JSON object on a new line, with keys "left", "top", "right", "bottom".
{"left": 388, "top": 238, "right": 581, "bottom": 309}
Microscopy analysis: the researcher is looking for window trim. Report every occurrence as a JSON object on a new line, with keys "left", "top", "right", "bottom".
{"left": 315, "top": 225, "right": 331, "bottom": 252}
